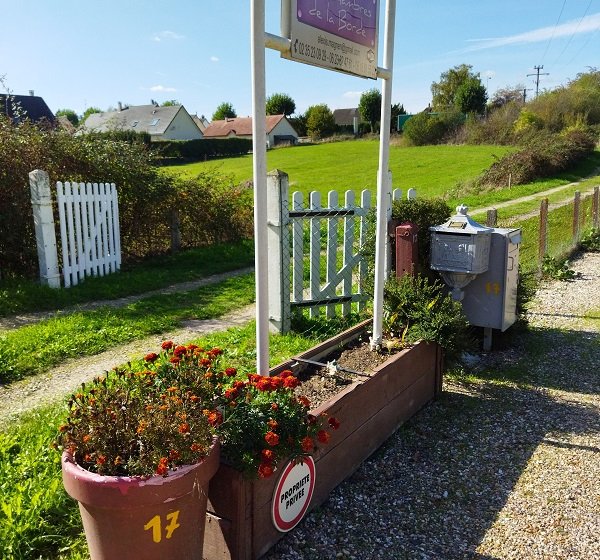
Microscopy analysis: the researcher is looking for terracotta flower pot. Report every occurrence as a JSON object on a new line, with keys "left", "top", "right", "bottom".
{"left": 62, "top": 438, "right": 220, "bottom": 560}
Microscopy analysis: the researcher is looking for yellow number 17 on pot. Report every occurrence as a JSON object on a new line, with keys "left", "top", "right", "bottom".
{"left": 144, "top": 511, "right": 181, "bottom": 543}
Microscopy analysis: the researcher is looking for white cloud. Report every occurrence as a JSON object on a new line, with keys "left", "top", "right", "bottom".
{"left": 464, "top": 12, "right": 600, "bottom": 51}
{"left": 342, "top": 91, "right": 363, "bottom": 99}
{"left": 153, "top": 30, "right": 185, "bottom": 42}
{"left": 210, "top": 56, "right": 219, "bottom": 62}
{"left": 149, "top": 85, "right": 177, "bottom": 93}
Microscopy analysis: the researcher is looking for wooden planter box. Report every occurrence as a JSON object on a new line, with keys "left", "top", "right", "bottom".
{"left": 203, "top": 321, "right": 443, "bottom": 560}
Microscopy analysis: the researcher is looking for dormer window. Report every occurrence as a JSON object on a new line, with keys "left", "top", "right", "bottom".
{"left": 131, "top": 120, "right": 139, "bottom": 127}
{"left": 149, "top": 118, "right": 160, "bottom": 126}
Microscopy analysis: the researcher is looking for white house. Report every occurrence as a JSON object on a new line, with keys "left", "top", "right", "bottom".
{"left": 82, "top": 103, "right": 203, "bottom": 141}
{"left": 201, "top": 114, "right": 298, "bottom": 147}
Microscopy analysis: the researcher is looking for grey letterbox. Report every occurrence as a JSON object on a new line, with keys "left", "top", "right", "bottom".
{"left": 430, "top": 205, "right": 492, "bottom": 275}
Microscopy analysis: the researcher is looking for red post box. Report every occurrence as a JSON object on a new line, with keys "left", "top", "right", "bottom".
{"left": 395, "top": 222, "right": 419, "bottom": 278}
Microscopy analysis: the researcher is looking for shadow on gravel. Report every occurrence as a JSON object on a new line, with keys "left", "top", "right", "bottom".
{"left": 264, "top": 326, "right": 599, "bottom": 559}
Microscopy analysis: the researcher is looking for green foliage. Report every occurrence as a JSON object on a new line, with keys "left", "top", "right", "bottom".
{"left": 464, "top": 101, "right": 522, "bottom": 145}
{"left": 403, "top": 110, "right": 464, "bottom": 146}
{"left": 212, "top": 101, "right": 236, "bottom": 120}
{"left": 390, "top": 102, "right": 407, "bottom": 132}
{"left": 490, "top": 85, "right": 526, "bottom": 109}
{"left": 160, "top": 99, "right": 180, "bottom": 106}
{"left": 579, "top": 228, "right": 600, "bottom": 252}
{"left": 288, "top": 114, "right": 307, "bottom": 137}
{"left": 383, "top": 274, "right": 471, "bottom": 359}
{"left": 431, "top": 64, "right": 481, "bottom": 111}
{"left": 157, "top": 137, "right": 252, "bottom": 161}
{"left": 454, "top": 77, "right": 487, "bottom": 115}
{"left": 80, "top": 106, "right": 101, "bottom": 124}
{"left": 513, "top": 108, "right": 543, "bottom": 134}
{"left": 266, "top": 93, "right": 296, "bottom": 116}
{"left": 391, "top": 197, "right": 452, "bottom": 269}
{"left": 541, "top": 255, "right": 577, "bottom": 281}
{"left": 305, "top": 103, "right": 336, "bottom": 140}
{"left": 358, "top": 89, "right": 382, "bottom": 132}
{"left": 55, "top": 108, "right": 79, "bottom": 126}
{"left": 0, "top": 119, "right": 252, "bottom": 276}
{"left": 479, "top": 129, "right": 597, "bottom": 188}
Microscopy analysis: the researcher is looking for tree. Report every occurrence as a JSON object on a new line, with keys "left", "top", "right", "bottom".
{"left": 212, "top": 102, "right": 236, "bottom": 121}
{"left": 490, "top": 85, "right": 526, "bottom": 108}
{"left": 55, "top": 109, "right": 79, "bottom": 126}
{"left": 161, "top": 99, "right": 180, "bottom": 106}
{"left": 305, "top": 104, "right": 336, "bottom": 140}
{"left": 431, "top": 64, "right": 482, "bottom": 111}
{"left": 80, "top": 107, "right": 101, "bottom": 124}
{"left": 454, "top": 78, "right": 487, "bottom": 114}
{"left": 358, "top": 89, "right": 381, "bottom": 132}
{"left": 266, "top": 93, "right": 296, "bottom": 116}
{"left": 390, "top": 102, "right": 407, "bottom": 132}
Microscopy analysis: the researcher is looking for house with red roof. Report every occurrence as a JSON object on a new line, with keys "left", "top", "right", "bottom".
{"left": 202, "top": 114, "right": 298, "bottom": 148}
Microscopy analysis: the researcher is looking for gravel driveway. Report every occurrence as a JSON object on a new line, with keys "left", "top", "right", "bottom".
{"left": 263, "top": 252, "right": 600, "bottom": 560}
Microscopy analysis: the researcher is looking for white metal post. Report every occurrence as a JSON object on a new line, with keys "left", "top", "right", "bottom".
{"left": 371, "top": 0, "right": 396, "bottom": 348}
{"left": 251, "top": 0, "right": 270, "bottom": 374}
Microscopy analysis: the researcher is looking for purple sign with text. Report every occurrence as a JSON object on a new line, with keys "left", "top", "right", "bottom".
{"left": 296, "top": 0, "right": 377, "bottom": 48}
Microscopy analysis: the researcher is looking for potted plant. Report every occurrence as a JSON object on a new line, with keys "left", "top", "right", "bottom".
{"left": 56, "top": 342, "right": 337, "bottom": 560}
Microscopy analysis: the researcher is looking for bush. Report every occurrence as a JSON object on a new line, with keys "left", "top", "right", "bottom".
{"left": 478, "top": 129, "right": 597, "bottom": 188}
{"left": 156, "top": 138, "right": 252, "bottom": 162}
{"left": 0, "top": 117, "right": 253, "bottom": 277}
{"left": 391, "top": 197, "right": 452, "bottom": 270}
{"left": 383, "top": 274, "right": 472, "bottom": 360}
{"left": 403, "top": 111, "right": 464, "bottom": 146}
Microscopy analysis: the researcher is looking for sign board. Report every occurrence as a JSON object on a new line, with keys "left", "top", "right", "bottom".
{"left": 284, "top": 0, "right": 379, "bottom": 79}
{"left": 272, "top": 456, "right": 316, "bottom": 532}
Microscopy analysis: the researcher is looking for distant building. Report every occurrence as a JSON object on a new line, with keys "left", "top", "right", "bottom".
{"left": 332, "top": 108, "right": 361, "bottom": 127}
{"left": 0, "top": 92, "right": 56, "bottom": 125}
{"left": 192, "top": 114, "right": 210, "bottom": 133}
{"left": 81, "top": 103, "right": 203, "bottom": 141}
{"left": 202, "top": 114, "right": 298, "bottom": 147}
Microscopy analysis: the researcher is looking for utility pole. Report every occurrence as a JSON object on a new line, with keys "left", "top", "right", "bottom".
{"left": 527, "top": 65, "right": 549, "bottom": 98}
{"left": 522, "top": 87, "right": 533, "bottom": 103}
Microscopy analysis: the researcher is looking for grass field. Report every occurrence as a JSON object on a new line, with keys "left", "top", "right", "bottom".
{"left": 164, "top": 141, "right": 515, "bottom": 199}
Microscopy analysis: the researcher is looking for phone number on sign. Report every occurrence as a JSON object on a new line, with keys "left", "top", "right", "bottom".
{"left": 296, "top": 40, "right": 352, "bottom": 69}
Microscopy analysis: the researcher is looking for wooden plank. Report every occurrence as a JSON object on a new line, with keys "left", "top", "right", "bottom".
{"left": 326, "top": 190, "right": 338, "bottom": 318}
{"left": 56, "top": 182, "right": 70, "bottom": 288}
{"left": 358, "top": 189, "right": 370, "bottom": 312}
{"left": 73, "top": 183, "right": 85, "bottom": 283}
{"left": 291, "top": 191, "right": 304, "bottom": 305}
{"left": 111, "top": 184, "right": 122, "bottom": 270}
{"left": 309, "top": 191, "right": 321, "bottom": 319}
{"left": 99, "top": 183, "right": 110, "bottom": 276}
{"left": 64, "top": 182, "right": 77, "bottom": 286}
{"left": 342, "top": 190, "right": 355, "bottom": 316}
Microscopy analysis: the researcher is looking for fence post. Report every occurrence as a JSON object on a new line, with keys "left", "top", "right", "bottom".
{"left": 486, "top": 209, "right": 498, "bottom": 227}
{"left": 572, "top": 190, "right": 581, "bottom": 243}
{"left": 267, "top": 169, "right": 290, "bottom": 333}
{"left": 593, "top": 186, "right": 599, "bottom": 229}
{"left": 170, "top": 208, "right": 181, "bottom": 254}
{"left": 29, "top": 170, "right": 60, "bottom": 288}
{"left": 539, "top": 198, "right": 548, "bottom": 269}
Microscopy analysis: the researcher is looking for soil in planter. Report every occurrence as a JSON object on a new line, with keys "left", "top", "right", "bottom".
{"left": 295, "top": 338, "right": 410, "bottom": 409}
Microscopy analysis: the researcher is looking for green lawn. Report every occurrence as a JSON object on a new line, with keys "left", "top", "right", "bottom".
{"left": 164, "top": 141, "right": 514, "bottom": 199}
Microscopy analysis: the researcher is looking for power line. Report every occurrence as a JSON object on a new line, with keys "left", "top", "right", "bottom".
{"left": 541, "top": 0, "right": 567, "bottom": 64}
{"left": 527, "top": 65, "right": 550, "bottom": 97}
{"left": 553, "top": 0, "right": 594, "bottom": 66}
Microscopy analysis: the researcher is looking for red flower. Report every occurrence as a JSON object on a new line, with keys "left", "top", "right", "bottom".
{"left": 265, "top": 431, "right": 280, "bottom": 446}
{"left": 301, "top": 436, "right": 314, "bottom": 452}
{"left": 224, "top": 388, "right": 238, "bottom": 400}
{"left": 268, "top": 419, "right": 278, "bottom": 430}
{"left": 258, "top": 462, "right": 274, "bottom": 478}
{"left": 144, "top": 352, "right": 159, "bottom": 363}
{"left": 317, "top": 430, "right": 330, "bottom": 444}
{"left": 271, "top": 403, "right": 279, "bottom": 411}
{"left": 178, "top": 423, "right": 190, "bottom": 434}
{"left": 328, "top": 417, "right": 341, "bottom": 430}
{"left": 283, "top": 375, "right": 300, "bottom": 389}
{"left": 280, "top": 369, "right": 293, "bottom": 378}
{"left": 190, "top": 443, "right": 203, "bottom": 453}
{"left": 200, "top": 358, "right": 212, "bottom": 367}
{"left": 297, "top": 396, "right": 310, "bottom": 408}
{"left": 96, "top": 454, "right": 107, "bottom": 465}
{"left": 209, "top": 348, "right": 223, "bottom": 357}
{"left": 225, "top": 367, "right": 237, "bottom": 377}
{"left": 173, "top": 345, "right": 187, "bottom": 358}
{"left": 207, "top": 411, "right": 223, "bottom": 426}
{"left": 156, "top": 457, "right": 169, "bottom": 476}
{"left": 169, "top": 357, "right": 181, "bottom": 365}
{"left": 261, "top": 448, "right": 275, "bottom": 462}
{"left": 169, "top": 449, "right": 181, "bottom": 461}
{"left": 161, "top": 341, "right": 174, "bottom": 350}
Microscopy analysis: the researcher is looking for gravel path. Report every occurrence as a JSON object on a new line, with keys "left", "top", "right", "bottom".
{"left": 263, "top": 251, "right": 600, "bottom": 560}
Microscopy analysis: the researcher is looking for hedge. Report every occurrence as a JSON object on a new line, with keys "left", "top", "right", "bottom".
{"left": 155, "top": 138, "right": 252, "bottom": 161}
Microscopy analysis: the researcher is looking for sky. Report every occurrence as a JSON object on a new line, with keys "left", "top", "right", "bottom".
{"left": 1, "top": 0, "right": 599, "bottom": 119}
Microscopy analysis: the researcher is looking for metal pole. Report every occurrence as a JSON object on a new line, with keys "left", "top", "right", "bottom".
{"left": 251, "top": 0, "right": 270, "bottom": 374}
{"left": 371, "top": 0, "right": 396, "bottom": 348}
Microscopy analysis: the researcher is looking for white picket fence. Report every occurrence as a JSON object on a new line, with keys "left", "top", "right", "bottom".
{"left": 56, "top": 181, "right": 121, "bottom": 287}
{"left": 267, "top": 169, "right": 412, "bottom": 332}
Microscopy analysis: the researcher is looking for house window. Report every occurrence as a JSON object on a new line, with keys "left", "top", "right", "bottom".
{"left": 149, "top": 118, "right": 160, "bottom": 126}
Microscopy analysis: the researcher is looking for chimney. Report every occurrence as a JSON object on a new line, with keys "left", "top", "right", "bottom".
{"left": 118, "top": 101, "right": 122, "bottom": 111}
{"left": 29, "top": 90, "right": 34, "bottom": 96}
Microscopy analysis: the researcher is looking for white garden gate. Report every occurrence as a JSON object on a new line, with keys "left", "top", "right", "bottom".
{"left": 56, "top": 181, "right": 121, "bottom": 287}
{"left": 29, "top": 169, "right": 121, "bottom": 288}
{"left": 267, "top": 170, "right": 408, "bottom": 333}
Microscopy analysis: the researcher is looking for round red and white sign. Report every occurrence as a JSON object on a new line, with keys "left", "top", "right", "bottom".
{"left": 272, "top": 456, "right": 316, "bottom": 532}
